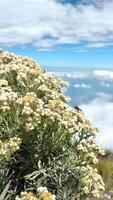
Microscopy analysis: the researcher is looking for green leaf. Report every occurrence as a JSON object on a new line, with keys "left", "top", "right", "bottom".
{"left": 0, "top": 181, "right": 11, "bottom": 200}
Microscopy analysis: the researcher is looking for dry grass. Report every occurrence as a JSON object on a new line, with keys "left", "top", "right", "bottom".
{"left": 97, "top": 151, "right": 113, "bottom": 191}
{"left": 90, "top": 151, "right": 113, "bottom": 199}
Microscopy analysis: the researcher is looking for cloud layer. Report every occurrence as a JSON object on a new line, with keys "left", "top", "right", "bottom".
{"left": 50, "top": 70, "right": 113, "bottom": 80}
{"left": 74, "top": 83, "right": 92, "bottom": 88}
{"left": 81, "top": 93, "right": 113, "bottom": 151}
{"left": 49, "top": 68, "right": 113, "bottom": 151}
{"left": 1, "top": 0, "right": 113, "bottom": 50}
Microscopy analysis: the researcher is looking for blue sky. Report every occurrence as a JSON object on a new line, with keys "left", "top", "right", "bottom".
{"left": 1, "top": 0, "right": 113, "bottom": 69}
{"left": 4, "top": 45, "right": 113, "bottom": 69}
{"left": 1, "top": 0, "right": 113, "bottom": 150}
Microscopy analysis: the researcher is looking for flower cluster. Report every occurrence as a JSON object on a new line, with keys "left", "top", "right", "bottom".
{"left": 0, "top": 137, "right": 21, "bottom": 159}
{"left": 81, "top": 165, "right": 105, "bottom": 198}
{"left": 0, "top": 49, "right": 105, "bottom": 199}
{"left": 15, "top": 187, "right": 55, "bottom": 200}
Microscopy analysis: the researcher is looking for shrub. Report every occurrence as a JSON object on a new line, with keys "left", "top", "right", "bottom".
{"left": 0, "top": 50, "right": 105, "bottom": 199}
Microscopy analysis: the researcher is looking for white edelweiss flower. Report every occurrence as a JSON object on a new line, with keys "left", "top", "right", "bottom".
{"left": 16, "top": 98, "right": 24, "bottom": 105}
{"left": 83, "top": 186, "right": 89, "bottom": 194}
{"left": 77, "top": 144, "right": 84, "bottom": 151}
{"left": 1, "top": 105, "right": 10, "bottom": 112}
{"left": 0, "top": 92, "right": 8, "bottom": 101}
{"left": 93, "top": 157, "right": 98, "bottom": 164}
{"left": 20, "top": 191, "right": 27, "bottom": 197}
{"left": 22, "top": 106, "right": 33, "bottom": 115}
{"left": 52, "top": 194, "right": 56, "bottom": 200}
{"left": 37, "top": 186, "right": 48, "bottom": 193}
{"left": 2, "top": 101, "right": 8, "bottom": 106}
{"left": 92, "top": 189, "right": 99, "bottom": 198}
{"left": 105, "top": 194, "right": 111, "bottom": 199}
{"left": 100, "top": 149, "right": 105, "bottom": 155}
{"left": 24, "top": 102, "right": 30, "bottom": 106}
{"left": 90, "top": 152, "right": 95, "bottom": 158}
{"left": 17, "top": 72, "right": 27, "bottom": 80}
{"left": 25, "top": 122, "right": 34, "bottom": 131}
{"left": 0, "top": 79, "right": 8, "bottom": 86}
{"left": 8, "top": 92, "right": 18, "bottom": 101}
{"left": 15, "top": 196, "right": 21, "bottom": 200}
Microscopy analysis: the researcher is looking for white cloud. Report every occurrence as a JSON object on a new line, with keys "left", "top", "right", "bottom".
{"left": 86, "top": 42, "right": 113, "bottom": 48}
{"left": 80, "top": 94, "right": 113, "bottom": 150}
{"left": 94, "top": 92, "right": 113, "bottom": 101}
{"left": 49, "top": 70, "right": 113, "bottom": 80}
{"left": 49, "top": 71, "right": 91, "bottom": 78}
{"left": 94, "top": 70, "right": 113, "bottom": 80}
{"left": 101, "top": 81, "right": 110, "bottom": 87}
{"left": 74, "top": 83, "right": 92, "bottom": 88}
{"left": 0, "top": 0, "right": 113, "bottom": 49}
